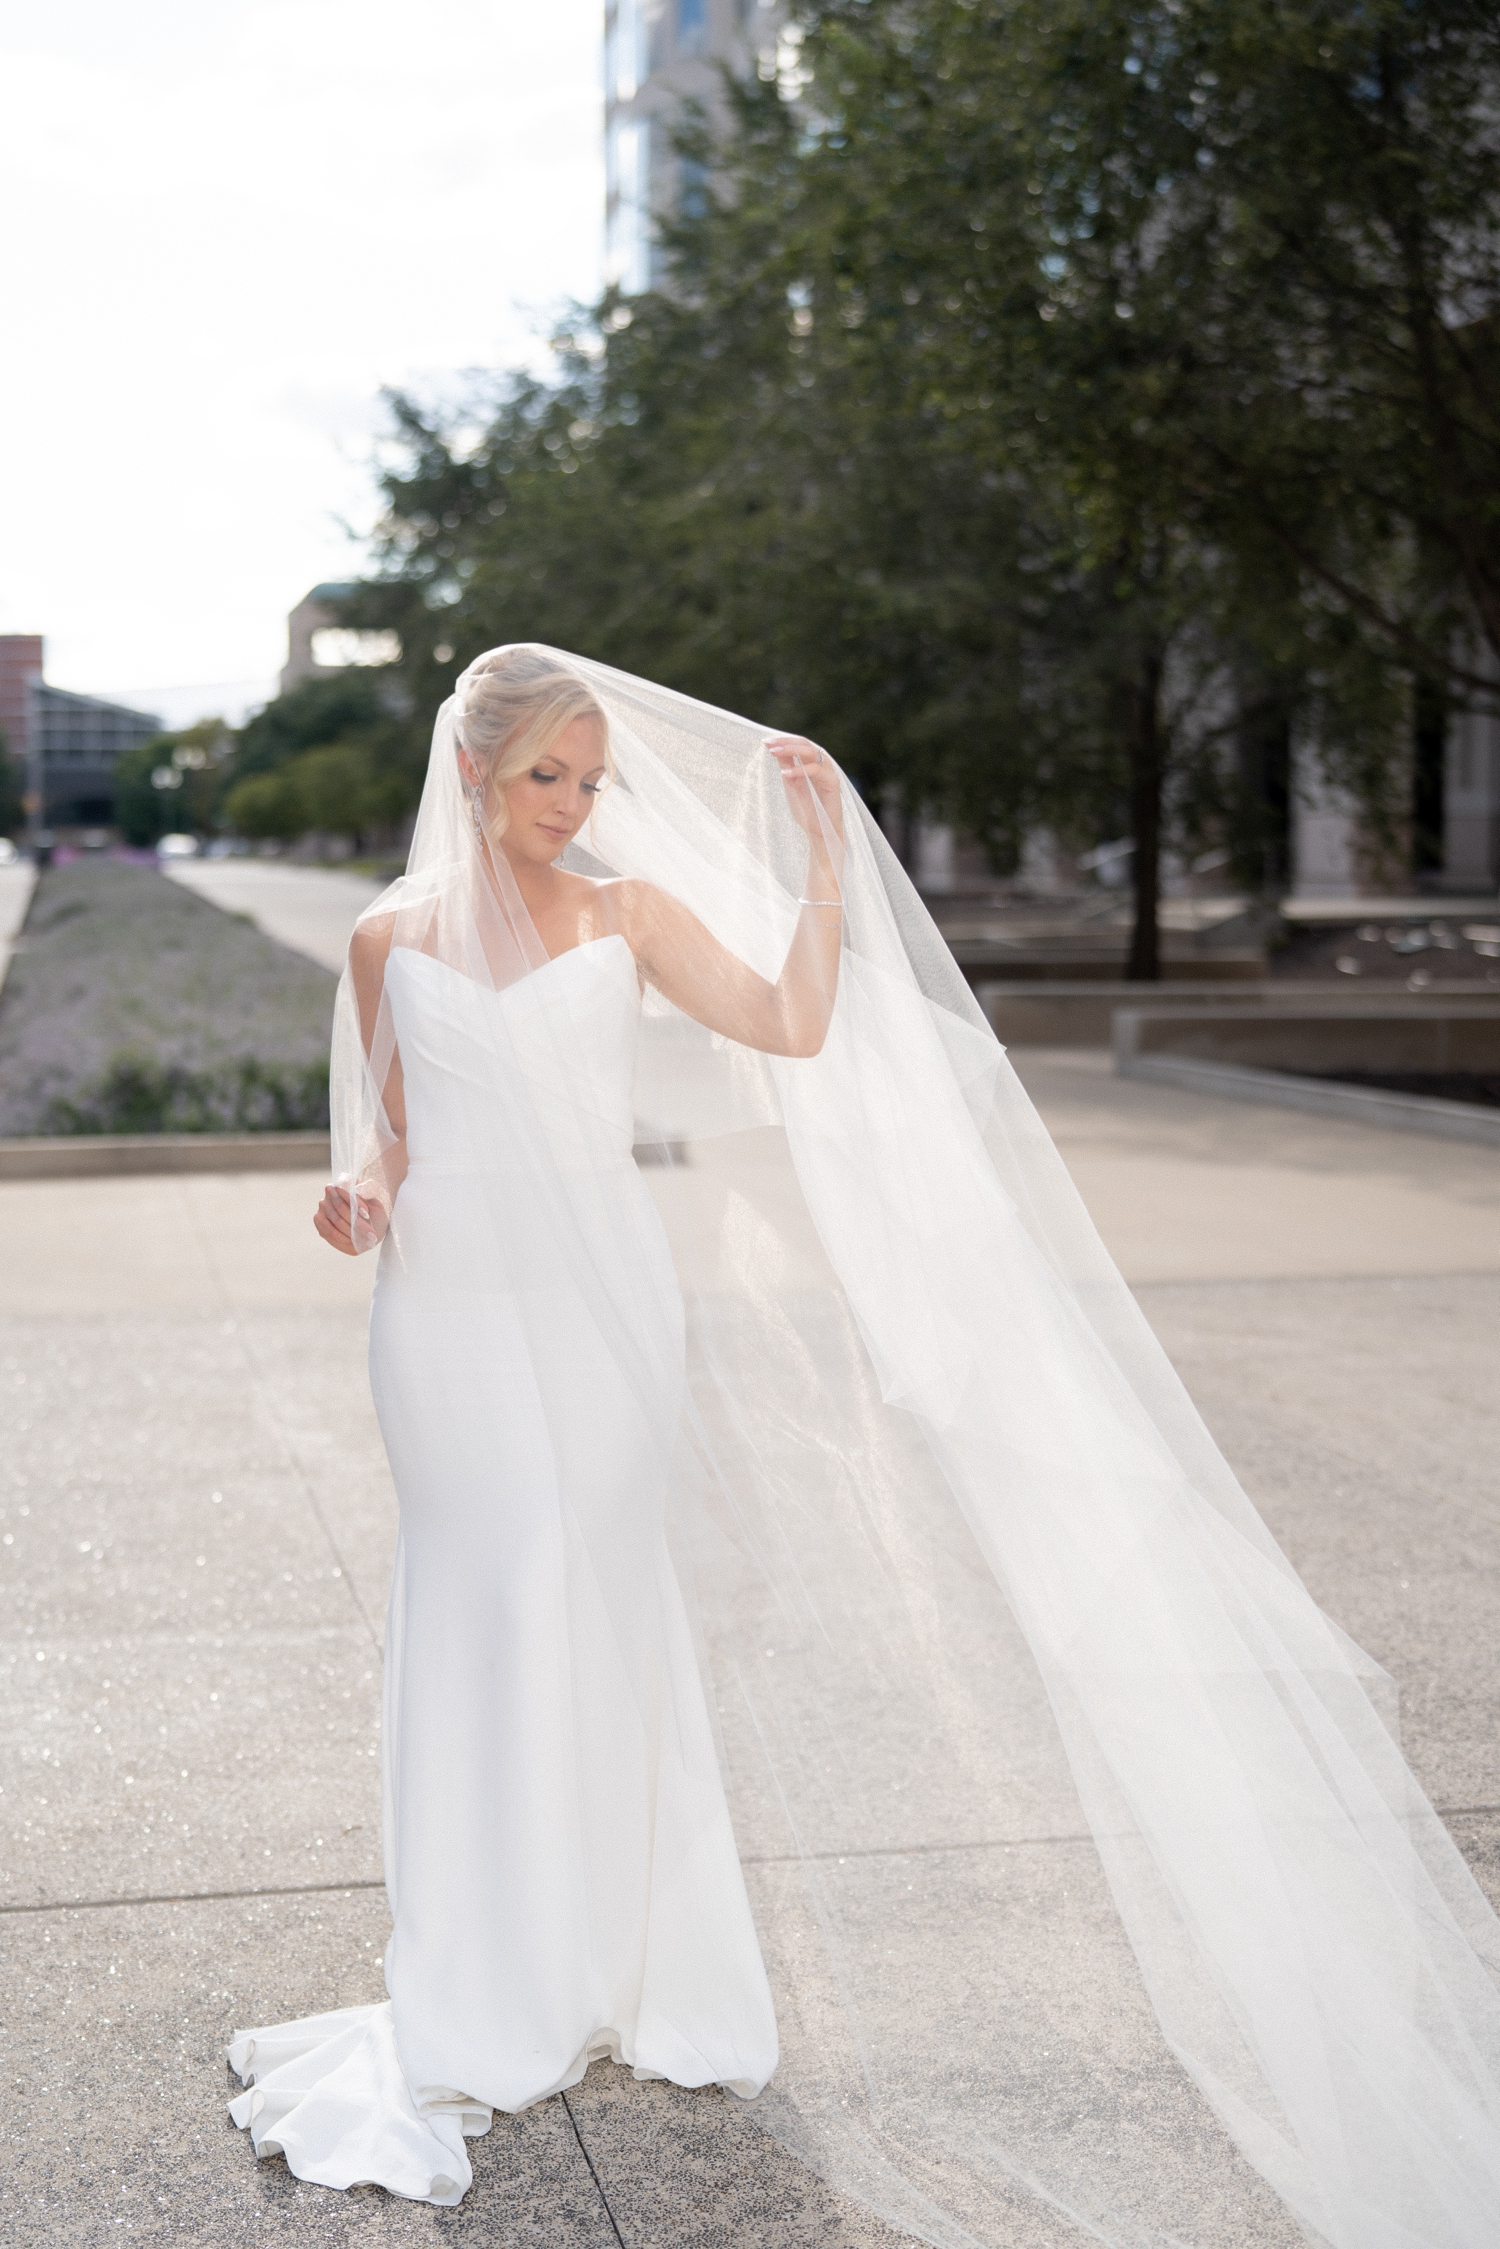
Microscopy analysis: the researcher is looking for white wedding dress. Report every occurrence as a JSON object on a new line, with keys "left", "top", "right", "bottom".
{"left": 228, "top": 937, "right": 778, "bottom": 2204}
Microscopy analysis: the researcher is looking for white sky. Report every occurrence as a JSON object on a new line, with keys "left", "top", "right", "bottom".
{"left": 0, "top": 1, "right": 603, "bottom": 725}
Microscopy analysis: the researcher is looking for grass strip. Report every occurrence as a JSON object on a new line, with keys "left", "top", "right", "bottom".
{"left": 0, "top": 862, "right": 337, "bottom": 1136}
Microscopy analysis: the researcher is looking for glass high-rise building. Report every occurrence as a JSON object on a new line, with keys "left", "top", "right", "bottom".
{"left": 604, "top": 0, "right": 786, "bottom": 294}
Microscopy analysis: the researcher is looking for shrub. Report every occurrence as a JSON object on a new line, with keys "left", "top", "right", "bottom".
{"left": 45, "top": 1054, "right": 330, "bottom": 1135}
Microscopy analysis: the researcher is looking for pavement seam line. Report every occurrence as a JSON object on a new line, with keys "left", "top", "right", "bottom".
{"left": 0, "top": 1876, "right": 386, "bottom": 1916}
{"left": 10, "top": 1803, "right": 1496, "bottom": 1913}
{"left": 560, "top": 2089, "right": 629, "bottom": 2248}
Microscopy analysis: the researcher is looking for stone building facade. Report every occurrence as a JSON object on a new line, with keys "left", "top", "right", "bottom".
{"left": 278, "top": 583, "right": 399, "bottom": 697}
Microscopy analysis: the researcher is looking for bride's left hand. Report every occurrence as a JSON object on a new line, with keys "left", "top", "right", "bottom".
{"left": 766, "top": 735, "right": 843, "bottom": 842}
{"left": 314, "top": 1179, "right": 389, "bottom": 1256}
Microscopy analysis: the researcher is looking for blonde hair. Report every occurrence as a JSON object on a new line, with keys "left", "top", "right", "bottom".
{"left": 455, "top": 647, "right": 610, "bottom": 837}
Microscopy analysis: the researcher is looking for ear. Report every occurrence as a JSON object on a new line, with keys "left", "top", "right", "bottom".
{"left": 456, "top": 746, "right": 483, "bottom": 791}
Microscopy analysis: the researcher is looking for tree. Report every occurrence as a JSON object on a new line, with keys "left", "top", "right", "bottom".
{"left": 0, "top": 733, "right": 24, "bottom": 838}
{"left": 345, "top": 0, "right": 1500, "bottom": 968}
{"left": 782, "top": 0, "right": 1378, "bottom": 970}
{"left": 223, "top": 666, "right": 413, "bottom": 848}
{"left": 223, "top": 767, "right": 306, "bottom": 843}
{"left": 113, "top": 721, "right": 235, "bottom": 846}
{"left": 345, "top": 99, "right": 1048, "bottom": 865}
{"left": 223, "top": 737, "right": 406, "bottom": 850}
{"left": 234, "top": 673, "right": 390, "bottom": 779}
{"left": 345, "top": 30, "right": 1309, "bottom": 972}
{"left": 1150, "top": 0, "right": 1500, "bottom": 692}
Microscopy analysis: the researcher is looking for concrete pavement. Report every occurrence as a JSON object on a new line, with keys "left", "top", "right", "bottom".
{"left": 161, "top": 863, "right": 383, "bottom": 976}
{"left": 0, "top": 860, "right": 38, "bottom": 997}
{"left": 2, "top": 1060, "right": 1497, "bottom": 2244}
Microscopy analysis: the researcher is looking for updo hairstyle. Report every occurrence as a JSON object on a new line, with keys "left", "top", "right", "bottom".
{"left": 455, "top": 647, "right": 611, "bottom": 839}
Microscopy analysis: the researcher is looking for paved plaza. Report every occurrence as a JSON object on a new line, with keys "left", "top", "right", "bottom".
{"left": 2, "top": 1036, "right": 1498, "bottom": 2244}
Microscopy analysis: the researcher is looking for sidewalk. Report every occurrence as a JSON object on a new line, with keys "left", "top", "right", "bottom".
{"left": 3, "top": 1064, "right": 1497, "bottom": 2244}
{"left": 161, "top": 862, "right": 383, "bottom": 975}
{"left": 0, "top": 859, "right": 38, "bottom": 996}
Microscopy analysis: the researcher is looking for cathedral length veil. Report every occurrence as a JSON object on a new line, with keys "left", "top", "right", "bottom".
{"left": 331, "top": 646, "right": 1500, "bottom": 2249}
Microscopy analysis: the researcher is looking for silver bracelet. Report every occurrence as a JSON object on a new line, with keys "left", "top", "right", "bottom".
{"left": 798, "top": 896, "right": 842, "bottom": 907}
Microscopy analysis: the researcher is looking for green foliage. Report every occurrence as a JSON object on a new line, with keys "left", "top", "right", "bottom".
{"left": 223, "top": 766, "right": 306, "bottom": 842}
{"left": 0, "top": 734, "right": 24, "bottom": 837}
{"left": 223, "top": 735, "right": 407, "bottom": 847}
{"left": 45, "top": 1053, "right": 329, "bottom": 1135}
{"left": 234, "top": 673, "right": 389, "bottom": 778}
{"left": 223, "top": 671, "right": 413, "bottom": 847}
{"left": 114, "top": 735, "right": 182, "bottom": 847}
{"left": 337, "top": 0, "right": 1500, "bottom": 965}
{"left": 113, "top": 720, "right": 235, "bottom": 846}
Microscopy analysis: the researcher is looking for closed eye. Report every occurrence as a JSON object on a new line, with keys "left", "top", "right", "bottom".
{"left": 529, "top": 767, "right": 605, "bottom": 795}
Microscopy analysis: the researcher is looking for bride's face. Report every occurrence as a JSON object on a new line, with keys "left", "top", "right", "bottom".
{"left": 499, "top": 715, "right": 607, "bottom": 865}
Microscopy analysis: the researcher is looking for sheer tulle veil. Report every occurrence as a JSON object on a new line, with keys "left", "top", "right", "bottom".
{"left": 331, "top": 646, "right": 1500, "bottom": 2249}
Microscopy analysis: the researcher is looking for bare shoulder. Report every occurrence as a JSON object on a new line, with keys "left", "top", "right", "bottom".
{"left": 604, "top": 879, "right": 708, "bottom": 983}
{"left": 349, "top": 912, "right": 397, "bottom": 971}
{"left": 608, "top": 877, "right": 688, "bottom": 930}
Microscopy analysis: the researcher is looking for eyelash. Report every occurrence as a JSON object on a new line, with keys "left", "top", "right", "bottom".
{"left": 531, "top": 770, "right": 601, "bottom": 795}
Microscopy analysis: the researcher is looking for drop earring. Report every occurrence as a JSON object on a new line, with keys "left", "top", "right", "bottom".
{"left": 470, "top": 790, "right": 486, "bottom": 846}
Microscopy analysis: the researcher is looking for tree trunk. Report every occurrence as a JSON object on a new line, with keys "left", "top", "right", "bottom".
{"left": 1125, "top": 649, "right": 1165, "bottom": 982}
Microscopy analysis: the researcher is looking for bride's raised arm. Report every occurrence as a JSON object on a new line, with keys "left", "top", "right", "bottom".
{"left": 619, "top": 736, "right": 844, "bottom": 1058}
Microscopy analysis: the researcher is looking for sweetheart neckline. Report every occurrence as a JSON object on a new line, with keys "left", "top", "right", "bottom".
{"left": 390, "top": 933, "right": 635, "bottom": 993}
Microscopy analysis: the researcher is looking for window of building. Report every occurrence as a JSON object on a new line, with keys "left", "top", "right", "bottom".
{"left": 678, "top": 0, "right": 708, "bottom": 55}
{"left": 310, "top": 629, "right": 401, "bottom": 669}
{"left": 679, "top": 155, "right": 710, "bottom": 220}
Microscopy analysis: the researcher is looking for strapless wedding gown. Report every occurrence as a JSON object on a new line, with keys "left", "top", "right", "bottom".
{"left": 228, "top": 937, "right": 778, "bottom": 2203}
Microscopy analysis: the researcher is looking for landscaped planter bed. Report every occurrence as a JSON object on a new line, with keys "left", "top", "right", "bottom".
{"left": 0, "top": 861, "right": 337, "bottom": 1136}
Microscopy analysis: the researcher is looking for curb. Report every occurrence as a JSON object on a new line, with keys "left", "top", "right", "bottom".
{"left": 1117, "top": 1055, "right": 1500, "bottom": 1148}
{"left": 0, "top": 1132, "right": 332, "bottom": 1181}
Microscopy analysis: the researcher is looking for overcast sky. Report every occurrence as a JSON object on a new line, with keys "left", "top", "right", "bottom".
{"left": 0, "top": 1, "right": 602, "bottom": 725}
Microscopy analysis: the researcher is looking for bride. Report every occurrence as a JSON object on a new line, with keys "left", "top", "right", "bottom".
{"left": 228, "top": 646, "right": 1500, "bottom": 2248}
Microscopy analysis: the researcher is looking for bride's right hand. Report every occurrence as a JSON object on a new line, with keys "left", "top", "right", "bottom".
{"left": 313, "top": 1180, "right": 388, "bottom": 1257}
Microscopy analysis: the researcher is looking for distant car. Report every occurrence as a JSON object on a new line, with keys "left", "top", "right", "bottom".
{"left": 80, "top": 829, "right": 109, "bottom": 851}
{"left": 204, "top": 836, "right": 251, "bottom": 859}
{"left": 156, "top": 833, "right": 200, "bottom": 860}
{"left": 0, "top": 836, "right": 17, "bottom": 867}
